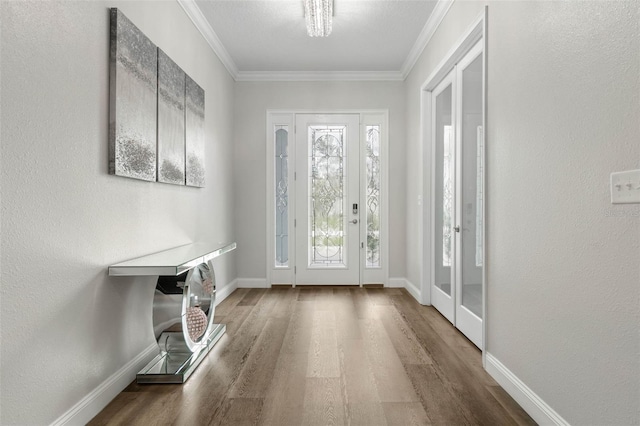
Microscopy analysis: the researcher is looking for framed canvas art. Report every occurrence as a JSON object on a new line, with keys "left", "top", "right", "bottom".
{"left": 109, "top": 8, "right": 157, "bottom": 181}
{"left": 157, "top": 49, "right": 186, "bottom": 185}
{"left": 186, "top": 76, "right": 205, "bottom": 188}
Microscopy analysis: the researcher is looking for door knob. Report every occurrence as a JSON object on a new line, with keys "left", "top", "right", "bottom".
{"left": 351, "top": 219, "right": 358, "bottom": 224}
{"left": 454, "top": 226, "right": 460, "bottom": 232}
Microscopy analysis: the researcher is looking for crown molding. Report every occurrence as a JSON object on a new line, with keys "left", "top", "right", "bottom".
{"left": 401, "top": 0, "right": 455, "bottom": 79}
{"left": 178, "top": 0, "right": 454, "bottom": 82}
{"left": 235, "top": 70, "right": 404, "bottom": 82}
{"left": 177, "top": 0, "right": 239, "bottom": 80}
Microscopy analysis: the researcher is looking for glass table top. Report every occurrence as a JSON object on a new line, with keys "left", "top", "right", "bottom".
{"left": 109, "top": 242, "right": 236, "bottom": 276}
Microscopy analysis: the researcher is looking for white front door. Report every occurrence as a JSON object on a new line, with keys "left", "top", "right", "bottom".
{"left": 294, "top": 114, "right": 360, "bottom": 285}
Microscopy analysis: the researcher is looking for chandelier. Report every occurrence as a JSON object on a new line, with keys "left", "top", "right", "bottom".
{"left": 305, "top": 0, "right": 333, "bottom": 37}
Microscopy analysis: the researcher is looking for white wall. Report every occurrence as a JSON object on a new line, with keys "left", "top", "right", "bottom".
{"left": 0, "top": 1, "right": 236, "bottom": 424}
{"left": 234, "top": 81, "right": 406, "bottom": 281}
{"left": 405, "top": 1, "right": 640, "bottom": 424}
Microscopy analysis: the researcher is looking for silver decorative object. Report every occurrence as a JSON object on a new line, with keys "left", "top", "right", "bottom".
{"left": 141, "top": 261, "right": 222, "bottom": 384}
{"left": 109, "top": 242, "right": 236, "bottom": 383}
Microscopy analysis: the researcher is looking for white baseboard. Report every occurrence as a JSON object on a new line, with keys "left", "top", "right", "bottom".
{"left": 485, "top": 353, "right": 570, "bottom": 426}
{"left": 215, "top": 278, "right": 239, "bottom": 305}
{"left": 52, "top": 279, "right": 240, "bottom": 426}
{"left": 51, "top": 342, "right": 158, "bottom": 426}
{"left": 387, "top": 277, "right": 406, "bottom": 288}
{"left": 237, "top": 278, "right": 269, "bottom": 288}
{"left": 386, "top": 278, "right": 423, "bottom": 305}
{"left": 405, "top": 279, "right": 422, "bottom": 304}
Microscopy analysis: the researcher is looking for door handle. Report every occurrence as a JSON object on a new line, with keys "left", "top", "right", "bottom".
{"left": 454, "top": 226, "right": 460, "bottom": 233}
{"left": 351, "top": 219, "right": 358, "bottom": 224}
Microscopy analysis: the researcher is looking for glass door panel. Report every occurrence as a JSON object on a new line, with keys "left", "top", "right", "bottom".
{"left": 275, "top": 127, "right": 289, "bottom": 267}
{"left": 269, "top": 113, "right": 295, "bottom": 285}
{"left": 361, "top": 114, "right": 387, "bottom": 286}
{"left": 308, "top": 125, "right": 347, "bottom": 267}
{"left": 365, "top": 125, "right": 381, "bottom": 268}
{"left": 459, "top": 53, "right": 484, "bottom": 319}
{"left": 454, "top": 40, "right": 484, "bottom": 349}
{"left": 432, "top": 71, "right": 455, "bottom": 323}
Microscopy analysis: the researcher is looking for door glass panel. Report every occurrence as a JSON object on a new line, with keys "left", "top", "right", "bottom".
{"left": 460, "top": 54, "right": 483, "bottom": 318}
{"left": 275, "top": 127, "right": 289, "bottom": 267}
{"left": 308, "top": 125, "right": 346, "bottom": 267}
{"left": 435, "top": 84, "right": 453, "bottom": 295}
{"left": 365, "top": 125, "right": 381, "bottom": 268}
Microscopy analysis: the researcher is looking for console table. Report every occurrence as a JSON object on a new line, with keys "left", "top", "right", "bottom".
{"left": 109, "top": 242, "right": 236, "bottom": 383}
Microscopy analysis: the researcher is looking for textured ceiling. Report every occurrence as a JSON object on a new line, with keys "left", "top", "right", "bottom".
{"left": 194, "top": 0, "right": 438, "bottom": 73}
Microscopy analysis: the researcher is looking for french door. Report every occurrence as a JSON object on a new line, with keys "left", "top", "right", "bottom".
{"left": 267, "top": 112, "right": 387, "bottom": 287}
{"left": 432, "top": 41, "right": 484, "bottom": 348}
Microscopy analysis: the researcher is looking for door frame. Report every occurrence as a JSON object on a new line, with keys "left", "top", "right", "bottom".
{"left": 266, "top": 109, "right": 389, "bottom": 287}
{"left": 419, "top": 9, "right": 487, "bottom": 353}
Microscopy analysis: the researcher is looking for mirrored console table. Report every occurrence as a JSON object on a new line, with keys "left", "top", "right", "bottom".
{"left": 109, "top": 242, "right": 236, "bottom": 384}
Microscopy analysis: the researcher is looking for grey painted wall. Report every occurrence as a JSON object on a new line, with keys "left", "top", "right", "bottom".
{"left": 405, "top": 1, "right": 639, "bottom": 424}
{"left": 0, "top": 1, "right": 236, "bottom": 424}
{"left": 233, "top": 81, "right": 407, "bottom": 281}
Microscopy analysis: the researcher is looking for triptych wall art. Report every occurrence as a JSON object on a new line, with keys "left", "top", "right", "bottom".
{"left": 109, "top": 8, "right": 205, "bottom": 187}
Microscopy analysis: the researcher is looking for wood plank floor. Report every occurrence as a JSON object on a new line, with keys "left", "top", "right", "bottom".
{"left": 90, "top": 287, "right": 536, "bottom": 426}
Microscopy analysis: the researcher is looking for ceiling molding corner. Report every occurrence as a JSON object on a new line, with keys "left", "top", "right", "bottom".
{"left": 177, "top": 0, "right": 239, "bottom": 80}
{"left": 400, "top": 0, "right": 455, "bottom": 80}
{"left": 235, "top": 70, "right": 405, "bottom": 82}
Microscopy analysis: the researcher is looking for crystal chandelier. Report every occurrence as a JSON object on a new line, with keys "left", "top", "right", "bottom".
{"left": 305, "top": 0, "right": 333, "bottom": 37}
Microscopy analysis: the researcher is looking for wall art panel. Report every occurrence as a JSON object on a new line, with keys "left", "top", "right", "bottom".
{"left": 157, "top": 49, "right": 186, "bottom": 185}
{"left": 109, "top": 8, "right": 157, "bottom": 181}
{"left": 186, "top": 76, "right": 205, "bottom": 188}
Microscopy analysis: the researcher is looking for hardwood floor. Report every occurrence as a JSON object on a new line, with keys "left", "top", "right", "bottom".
{"left": 90, "top": 287, "right": 535, "bottom": 425}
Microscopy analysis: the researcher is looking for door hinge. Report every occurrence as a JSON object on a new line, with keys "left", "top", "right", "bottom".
{"left": 361, "top": 242, "right": 364, "bottom": 249}
{"left": 294, "top": 219, "right": 296, "bottom": 227}
{"left": 294, "top": 266, "right": 297, "bottom": 274}
{"left": 294, "top": 172, "right": 297, "bottom": 180}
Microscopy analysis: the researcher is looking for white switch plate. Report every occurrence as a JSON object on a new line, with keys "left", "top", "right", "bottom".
{"left": 610, "top": 169, "right": 640, "bottom": 204}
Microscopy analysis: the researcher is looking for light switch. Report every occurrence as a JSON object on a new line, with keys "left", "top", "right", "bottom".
{"left": 610, "top": 169, "right": 640, "bottom": 204}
